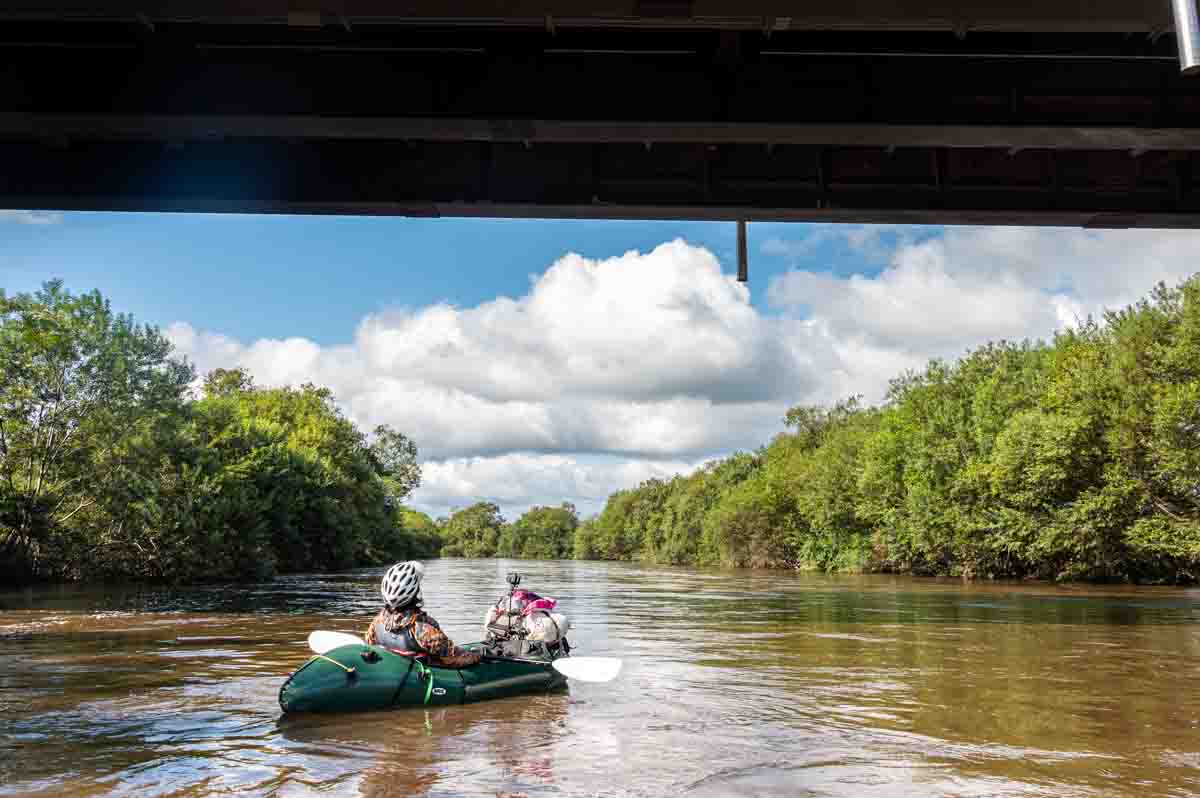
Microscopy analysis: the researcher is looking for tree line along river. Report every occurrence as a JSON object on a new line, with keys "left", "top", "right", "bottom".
{"left": 1, "top": 558, "right": 1198, "bottom": 797}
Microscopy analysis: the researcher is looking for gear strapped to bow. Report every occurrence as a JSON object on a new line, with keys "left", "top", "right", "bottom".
{"left": 482, "top": 572, "right": 571, "bottom": 658}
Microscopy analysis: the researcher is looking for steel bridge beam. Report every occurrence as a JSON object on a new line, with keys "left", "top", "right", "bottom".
{"left": 0, "top": 20, "right": 1197, "bottom": 227}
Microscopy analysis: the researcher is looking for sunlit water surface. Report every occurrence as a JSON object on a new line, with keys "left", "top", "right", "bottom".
{"left": 1, "top": 560, "right": 1198, "bottom": 797}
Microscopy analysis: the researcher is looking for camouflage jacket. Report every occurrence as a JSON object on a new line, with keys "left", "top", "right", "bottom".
{"left": 364, "top": 607, "right": 482, "bottom": 668}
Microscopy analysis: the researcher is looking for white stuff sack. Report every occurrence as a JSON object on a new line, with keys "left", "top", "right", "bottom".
{"left": 483, "top": 605, "right": 519, "bottom": 636}
{"left": 524, "top": 611, "right": 570, "bottom": 642}
{"left": 483, "top": 607, "right": 569, "bottom": 642}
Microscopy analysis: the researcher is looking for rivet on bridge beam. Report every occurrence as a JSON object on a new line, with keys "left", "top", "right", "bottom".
{"left": 287, "top": 10, "right": 321, "bottom": 27}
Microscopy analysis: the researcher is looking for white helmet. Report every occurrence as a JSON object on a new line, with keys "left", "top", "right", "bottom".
{"left": 381, "top": 561, "right": 424, "bottom": 608}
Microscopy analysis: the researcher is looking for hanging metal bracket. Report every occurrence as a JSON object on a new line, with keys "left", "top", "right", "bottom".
{"left": 1171, "top": 0, "right": 1200, "bottom": 74}
{"left": 736, "top": 219, "right": 748, "bottom": 283}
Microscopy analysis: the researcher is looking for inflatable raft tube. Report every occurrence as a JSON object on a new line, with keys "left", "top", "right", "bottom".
{"left": 279, "top": 642, "right": 567, "bottom": 714}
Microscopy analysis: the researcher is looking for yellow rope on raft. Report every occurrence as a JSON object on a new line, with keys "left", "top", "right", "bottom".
{"left": 304, "top": 654, "right": 356, "bottom": 675}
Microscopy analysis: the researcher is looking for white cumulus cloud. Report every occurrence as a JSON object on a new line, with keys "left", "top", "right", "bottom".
{"left": 166, "top": 240, "right": 811, "bottom": 474}
{"left": 167, "top": 227, "right": 1200, "bottom": 518}
{"left": 768, "top": 226, "right": 1200, "bottom": 365}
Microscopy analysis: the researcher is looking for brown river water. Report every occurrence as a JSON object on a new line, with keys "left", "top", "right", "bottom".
{"left": 1, "top": 559, "right": 1198, "bottom": 797}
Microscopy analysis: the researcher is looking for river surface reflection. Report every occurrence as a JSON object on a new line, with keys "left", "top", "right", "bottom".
{"left": 1, "top": 559, "right": 1198, "bottom": 796}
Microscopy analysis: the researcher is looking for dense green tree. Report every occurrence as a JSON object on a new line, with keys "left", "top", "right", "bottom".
{"left": 586, "top": 485, "right": 659, "bottom": 561}
{"left": 396, "top": 507, "right": 443, "bottom": 559}
{"left": 369, "top": 425, "right": 422, "bottom": 506}
{"left": 202, "top": 367, "right": 254, "bottom": 397}
{"left": 506, "top": 503, "right": 578, "bottom": 559}
{"left": 440, "top": 501, "right": 505, "bottom": 558}
{"left": 0, "top": 282, "right": 193, "bottom": 579}
{"left": 660, "top": 454, "right": 760, "bottom": 566}
{"left": 190, "top": 378, "right": 420, "bottom": 575}
{"left": 573, "top": 518, "right": 599, "bottom": 560}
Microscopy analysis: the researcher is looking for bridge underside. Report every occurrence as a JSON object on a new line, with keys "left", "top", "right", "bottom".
{"left": 3, "top": 3, "right": 1199, "bottom": 227}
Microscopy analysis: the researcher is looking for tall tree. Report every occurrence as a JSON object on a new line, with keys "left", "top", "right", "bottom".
{"left": 509, "top": 503, "right": 579, "bottom": 559}
{"left": 0, "top": 281, "right": 193, "bottom": 578}
{"left": 369, "top": 425, "right": 422, "bottom": 506}
{"left": 440, "top": 502, "right": 505, "bottom": 558}
{"left": 202, "top": 367, "right": 255, "bottom": 397}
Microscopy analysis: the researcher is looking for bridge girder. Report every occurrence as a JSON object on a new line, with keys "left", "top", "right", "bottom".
{"left": 1, "top": 7, "right": 1198, "bottom": 227}
{"left": 0, "top": 2, "right": 1182, "bottom": 33}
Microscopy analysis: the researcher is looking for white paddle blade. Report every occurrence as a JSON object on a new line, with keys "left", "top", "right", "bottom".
{"left": 552, "top": 656, "right": 622, "bottom": 683}
{"left": 308, "top": 630, "right": 366, "bottom": 655}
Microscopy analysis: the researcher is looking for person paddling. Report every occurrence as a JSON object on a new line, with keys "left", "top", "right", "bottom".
{"left": 364, "top": 561, "right": 482, "bottom": 668}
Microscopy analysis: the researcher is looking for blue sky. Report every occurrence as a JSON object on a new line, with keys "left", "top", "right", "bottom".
{"left": 3, "top": 209, "right": 1194, "bottom": 518}
{"left": 0, "top": 211, "right": 934, "bottom": 344}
